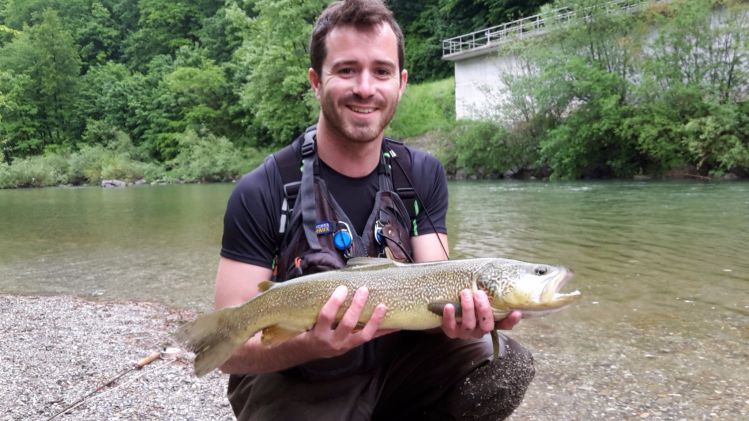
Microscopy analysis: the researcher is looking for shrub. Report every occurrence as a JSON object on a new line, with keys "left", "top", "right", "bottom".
{"left": 438, "top": 120, "right": 539, "bottom": 178}
{"left": 387, "top": 78, "right": 455, "bottom": 139}
{"left": 67, "top": 145, "right": 160, "bottom": 184}
{"left": 167, "top": 130, "right": 265, "bottom": 182}
{"left": 0, "top": 153, "right": 69, "bottom": 188}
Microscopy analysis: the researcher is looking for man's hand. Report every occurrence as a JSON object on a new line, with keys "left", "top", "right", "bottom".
{"left": 301, "top": 286, "right": 395, "bottom": 358}
{"left": 441, "top": 289, "right": 522, "bottom": 339}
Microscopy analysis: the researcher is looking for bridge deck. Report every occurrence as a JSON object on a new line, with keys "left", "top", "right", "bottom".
{"left": 442, "top": 0, "right": 659, "bottom": 61}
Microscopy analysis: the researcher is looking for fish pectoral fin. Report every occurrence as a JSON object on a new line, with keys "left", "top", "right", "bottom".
{"left": 258, "top": 280, "right": 277, "bottom": 292}
{"left": 427, "top": 301, "right": 463, "bottom": 320}
{"left": 261, "top": 325, "right": 304, "bottom": 346}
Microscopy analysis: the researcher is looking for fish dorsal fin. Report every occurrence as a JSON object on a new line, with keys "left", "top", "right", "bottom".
{"left": 258, "top": 280, "right": 276, "bottom": 292}
{"left": 344, "top": 257, "right": 400, "bottom": 271}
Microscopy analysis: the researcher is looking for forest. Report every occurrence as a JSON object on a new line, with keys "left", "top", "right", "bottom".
{"left": 1, "top": 0, "right": 747, "bottom": 187}
{"left": 0, "top": 0, "right": 549, "bottom": 187}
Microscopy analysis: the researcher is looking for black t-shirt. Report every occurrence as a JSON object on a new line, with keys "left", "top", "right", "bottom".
{"left": 220, "top": 144, "right": 449, "bottom": 269}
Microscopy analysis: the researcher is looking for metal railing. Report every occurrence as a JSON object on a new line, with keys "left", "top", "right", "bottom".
{"left": 442, "top": 0, "right": 659, "bottom": 59}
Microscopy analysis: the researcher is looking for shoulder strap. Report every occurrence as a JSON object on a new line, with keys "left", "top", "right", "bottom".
{"left": 274, "top": 132, "right": 420, "bottom": 234}
{"left": 273, "top": 126, "right": 315, "bottom": 235}
{"left": 385, "top": 138, "right": 419, "bottom": 220}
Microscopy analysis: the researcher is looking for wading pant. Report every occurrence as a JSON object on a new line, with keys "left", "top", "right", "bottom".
{"left": 227, "top": 332, "right": 535, "bottom": 421}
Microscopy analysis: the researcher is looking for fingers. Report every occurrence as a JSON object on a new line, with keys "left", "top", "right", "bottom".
{"left": 333, "top": 287, "right": 370, "bottom": 342}
{"left": 442, "top": 289, "right": 495, "bottom": 339}
{"left": 315, "top": 285, "right": 348, "bottom": 331}
{"left": 441, "top": 303, "right": 459, "bottom": 338}
{"left": 474, "top": 290, "right": 495, "bottom": 332}
{"left": 311, "top": 286, "right": 388, "bottom": 358}
{"left": 357, "top": 304, "right": 388, "bottom": 339}
{"left": 495, "top": 310, "right": 522, "bottom": 330}
{"left": 459, "top": 289, "right": 476, "bottom": 331}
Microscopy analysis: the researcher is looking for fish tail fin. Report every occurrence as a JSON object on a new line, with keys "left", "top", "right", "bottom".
{"left": 174, "top": 306, "right": 259, "bottom": 377}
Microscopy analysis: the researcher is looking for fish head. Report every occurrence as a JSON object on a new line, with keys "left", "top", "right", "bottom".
{"left": 474, "top": 259, "right": 581, "bottom": 317}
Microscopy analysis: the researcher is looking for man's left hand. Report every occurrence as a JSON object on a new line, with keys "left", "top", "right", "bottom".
{"left": 441, "top": 289, "right": 521, "bottom": 339}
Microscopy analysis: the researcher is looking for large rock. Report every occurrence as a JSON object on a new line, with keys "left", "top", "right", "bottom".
{"left": 101, "top": 179, "right": 127, "bottom": 188}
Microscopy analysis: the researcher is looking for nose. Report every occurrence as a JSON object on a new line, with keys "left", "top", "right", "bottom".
{"left": 352, "top": 70, "right": 375, "bottom": 98}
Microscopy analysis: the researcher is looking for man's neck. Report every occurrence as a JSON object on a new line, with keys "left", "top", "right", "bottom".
{"left": 315, "top": 123, "right": 383, "bottom": 178}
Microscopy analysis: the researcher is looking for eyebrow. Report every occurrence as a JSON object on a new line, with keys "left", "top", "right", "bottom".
{"left": 330, "top": 59, "right": 397, "bottom": 69}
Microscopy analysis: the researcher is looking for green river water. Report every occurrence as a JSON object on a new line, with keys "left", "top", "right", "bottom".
{"left": 1, "top": 181, "right": 747, "bottom": 417}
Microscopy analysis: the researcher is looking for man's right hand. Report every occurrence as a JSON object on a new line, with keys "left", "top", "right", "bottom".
{"left": 300, "top": 285, "right": 393, "bottom": 358}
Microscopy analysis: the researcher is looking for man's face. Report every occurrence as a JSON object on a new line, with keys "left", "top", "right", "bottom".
{"left": 310, "top": 23, "right": 408, "bottom": 145}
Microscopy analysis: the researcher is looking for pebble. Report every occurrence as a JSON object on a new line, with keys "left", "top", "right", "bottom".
{"left": 0, "top": 295, "right": 233, "bottom": 420}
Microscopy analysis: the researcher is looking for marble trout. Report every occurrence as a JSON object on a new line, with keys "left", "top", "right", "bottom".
{"left": 175, "top": 257, "right": 581, "bottom": 377}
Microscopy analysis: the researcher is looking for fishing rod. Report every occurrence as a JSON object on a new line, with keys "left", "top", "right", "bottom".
{"left": 46, "top": 348, "right": 180, "bottom": 420}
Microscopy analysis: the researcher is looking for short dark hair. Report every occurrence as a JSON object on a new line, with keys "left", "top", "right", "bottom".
{"left": 309, "top": 0, "right": 405, "bottom": 76}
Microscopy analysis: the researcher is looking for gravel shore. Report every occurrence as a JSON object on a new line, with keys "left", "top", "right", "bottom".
{"left": 4, "top": 294, "right": 747, "bottom": 420}
{"left": 2, "top": 295, "right": 232, "bottom": 420}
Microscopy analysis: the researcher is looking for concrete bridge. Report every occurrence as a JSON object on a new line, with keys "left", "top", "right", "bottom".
{"left": 441, "top": 0, "right": 664, "bottom": 120}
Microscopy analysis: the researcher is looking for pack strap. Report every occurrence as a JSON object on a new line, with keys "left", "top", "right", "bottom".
{"left": 385, "top": 140, "right": 419, "bottom": 222}
{"left": 300, "top": 129, "right": 322, "bottom": 251}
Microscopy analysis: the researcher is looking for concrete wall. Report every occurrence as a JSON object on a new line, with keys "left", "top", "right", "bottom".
{"left": 452, "top": 53, "right": 523, "bottom": 120}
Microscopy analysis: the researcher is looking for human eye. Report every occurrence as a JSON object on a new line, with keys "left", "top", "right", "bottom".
{"left": 337, "top": 66, "right": 355, "bottom": 76}
{"left": 375, "top": 67, "right": 393, "bottom": 78}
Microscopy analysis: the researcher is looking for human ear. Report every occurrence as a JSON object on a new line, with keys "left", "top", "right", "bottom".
{"left": 308, "top": 68, "right": 321, "bottom": 99}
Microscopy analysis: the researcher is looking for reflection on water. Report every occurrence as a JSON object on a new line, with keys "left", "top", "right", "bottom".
{"left": 1, "top": 181, "right": 747, "bottom": 417}
{"left": 0, "top": 185, "right": 232, "bottom": 310}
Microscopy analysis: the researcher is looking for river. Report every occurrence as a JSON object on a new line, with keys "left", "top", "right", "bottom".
{"left": 1, "top": 181, "right": 747, "bottom": 418}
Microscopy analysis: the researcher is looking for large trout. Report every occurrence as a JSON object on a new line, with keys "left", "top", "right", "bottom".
{"left": 176, "top": 257, "right": 581, "bottom": 377}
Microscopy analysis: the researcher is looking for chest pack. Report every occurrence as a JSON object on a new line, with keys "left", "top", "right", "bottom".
{"left": 274, "top": 126, "right": 420, "bottom": 239}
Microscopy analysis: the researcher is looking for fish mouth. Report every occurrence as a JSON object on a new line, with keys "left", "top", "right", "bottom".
{"left": 540, "top": 268, "right": 580, "bottom": 304}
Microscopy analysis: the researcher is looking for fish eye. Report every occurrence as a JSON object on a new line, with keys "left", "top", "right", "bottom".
{"left": 533, "top": 266, "right": 548, "bottom": 276}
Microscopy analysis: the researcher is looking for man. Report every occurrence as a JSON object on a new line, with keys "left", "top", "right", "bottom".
{"left": 214, "top": 0, "right": 534, "bottom": 419}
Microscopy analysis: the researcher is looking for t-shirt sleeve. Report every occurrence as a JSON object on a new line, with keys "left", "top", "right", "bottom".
{"left": 219, "top": 157, "right": 283, "bottom": 268}
{"left": 410, "top": 149, "right": 448, "bottom": 236}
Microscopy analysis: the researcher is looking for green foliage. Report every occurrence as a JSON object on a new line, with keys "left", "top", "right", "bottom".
{"left": 387, "top": 78, "right": 455, "bottom": 138}
{"left": 389, "top": 0, "right": 553, "bottom": 83}
{"left": 438, "top": 119, "right": 540, "bottom": 178}
{"left": 123, "top": 0, "right": 223, "bottom": 70}
{"left": 490, "top": 0, "right": 749, "bottom": 179}
{"left": 0, "top": 153, "right": 68, "bottom": 188}
{"left": 167, "top": 130, "right": 265, "bottom": 182}
{"left": 0, "top": 9, "right": 82, "bottom": 154}
{"left": 67, "top": 144, "right": 158, "bottom": 184}
{"left": 0, "top": 70, "right": 40, "bottom": 162}
{"left": 236, "top": 0, "right": 326, "bottom": 147}
{"left": 2, "top": 0, "right": 746, "bottom": 185}
{"left": 683, "top": 101, "right": 749, "bottom": 173}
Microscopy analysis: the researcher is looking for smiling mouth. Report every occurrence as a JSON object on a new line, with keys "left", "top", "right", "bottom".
{"left": 349, "top": 106, "right": 376, "bottom": 114}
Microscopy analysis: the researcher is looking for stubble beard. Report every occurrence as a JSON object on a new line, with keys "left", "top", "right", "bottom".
{"left": 320, "top": 92, "right": 397, "bottom": 145}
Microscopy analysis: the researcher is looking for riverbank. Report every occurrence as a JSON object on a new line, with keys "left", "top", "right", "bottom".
{"left": 2, "top": 295, "right": 233, "bottom": 420}
{"left": 5, "top": 294, "right": 747, "bottom": 420}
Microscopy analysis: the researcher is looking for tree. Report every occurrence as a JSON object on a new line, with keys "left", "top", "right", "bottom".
{"left": 142, "top": 46, "right": 239, "bottom": 160}
{"left": 236, "top": 0, "right": 327, "bottom": 147}
{"left": 0, "top": 9, "right": 81, "bottom": 156}
{"left": 123, "top": 0, "right": 224, "bottom": 70}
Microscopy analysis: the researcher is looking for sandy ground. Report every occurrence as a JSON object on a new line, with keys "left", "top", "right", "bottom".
{"left": 3, "top": 294, "right": 747, "bottom": 420}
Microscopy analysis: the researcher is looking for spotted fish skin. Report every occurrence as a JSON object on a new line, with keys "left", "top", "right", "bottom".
{"left": 175, "top": 257, "right": 581, "bottom": 377}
